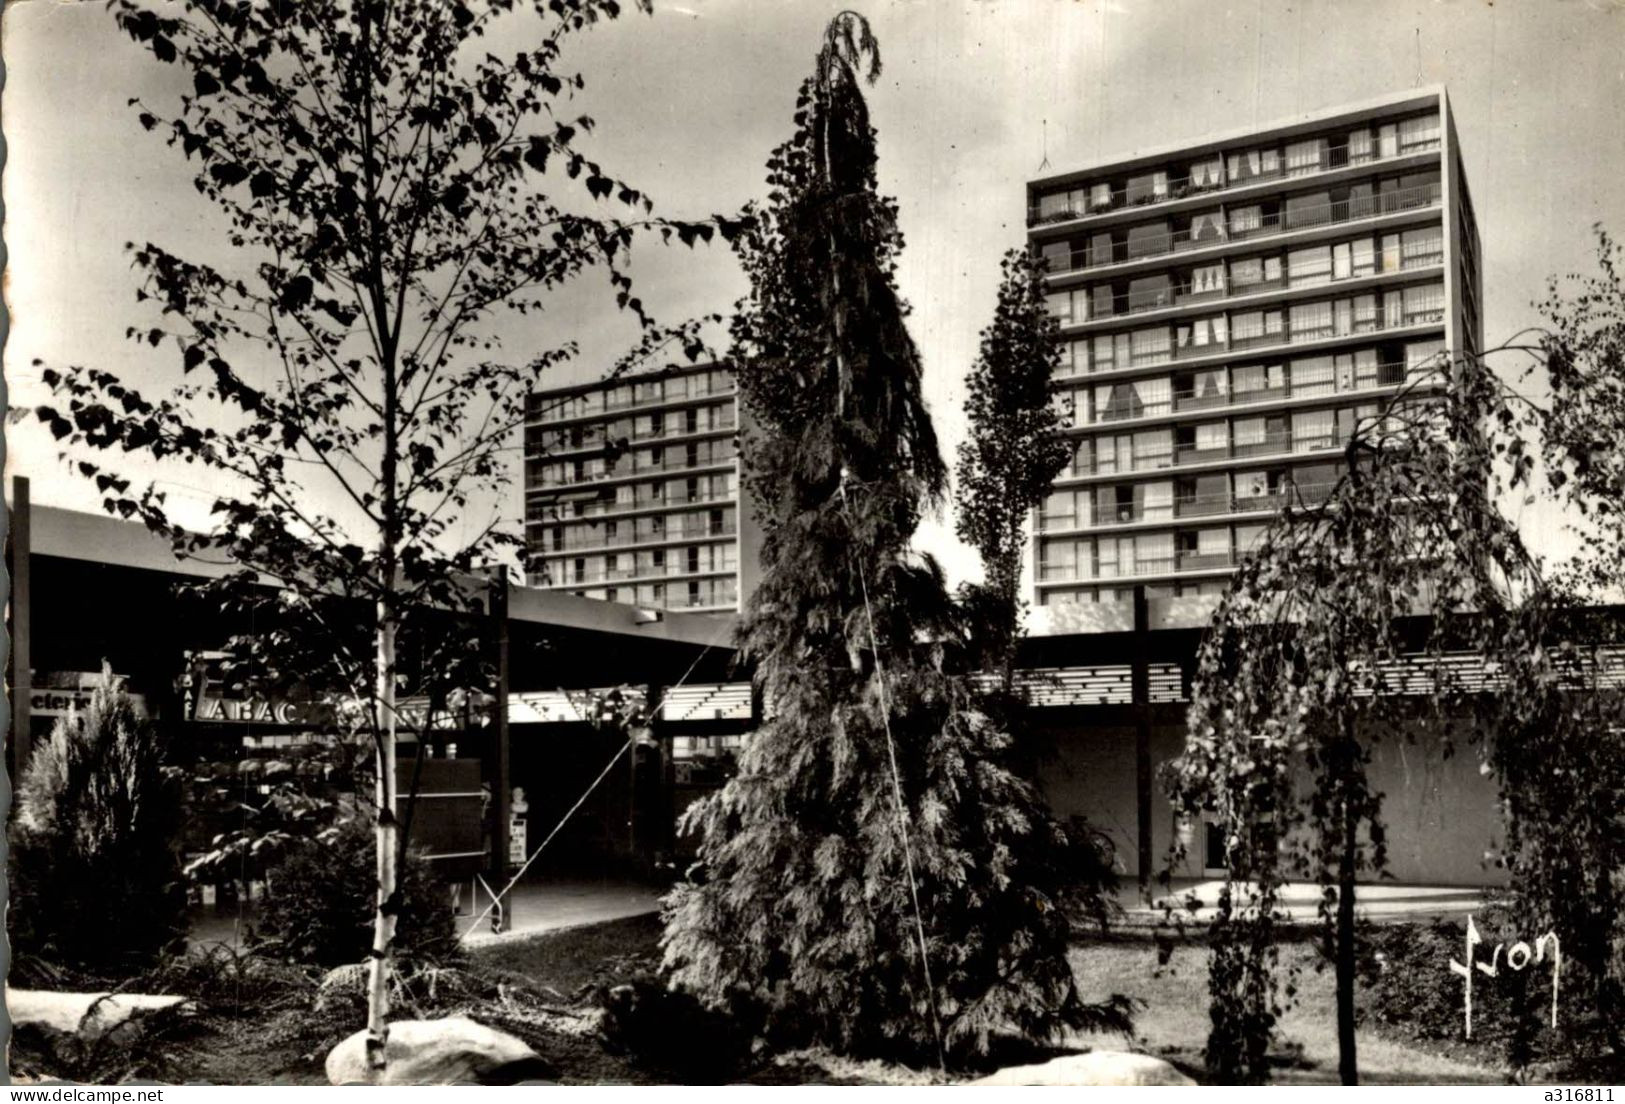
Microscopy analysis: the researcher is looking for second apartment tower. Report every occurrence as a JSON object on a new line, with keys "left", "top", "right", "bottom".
{"left": 1027, "top": 87, "right": 1481, "bottom": 607}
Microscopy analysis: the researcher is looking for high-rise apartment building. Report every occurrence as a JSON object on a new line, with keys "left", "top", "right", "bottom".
{"left": 1025, "top": 87, "right": 1481, "bottom": 608}
{"left": 524, "top": 363, "right": 742, "bottom": 614}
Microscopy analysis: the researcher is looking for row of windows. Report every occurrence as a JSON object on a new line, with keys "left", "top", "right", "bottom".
{"left": 526, "top": 472, "right": 738, "bottom": 522}
{"left": 1037, "top": 519, "right": 1283, "bottom": 583}
{"left": 532, "top": 507, "right": 738, "bottom": 552}
{"left": 1030, "top": 111, "right": 1441, "bottom": 226}
{"left": 555, "top": 577, "right": 740, "bottom": 611}
{"left": 527, "top": 400, "right": 736, "bottom": 455}
{"left": 1039, "top": 459, "right": 1345, "bottom": 533}
{"left": 1052, "top": 335, "right": 1446, "bottom": 428}
{"left": 1062, "top": 399, "right": 1387, "bottom": 481}
{"left": 528, "top": 437, "right": 738, "bottom": 488}
{"left": 1037, "top": 171, "right": 1441, "bottom": 275}
{"left": 1039, "top": 580, "right": 1228, "bottom": 606}
{"left": 534, "top": 542, "right": 739, "bottom": 586}
{"left": 1046, "top": 224, "right": 1443, "bottom": 329}
{"left": 528, "top": 368, "right": 736, "bottom": 425}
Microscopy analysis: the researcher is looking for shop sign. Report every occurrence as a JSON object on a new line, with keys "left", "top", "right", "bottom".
{"left": 30, "top": 672, "right": 148, "bottom": 718}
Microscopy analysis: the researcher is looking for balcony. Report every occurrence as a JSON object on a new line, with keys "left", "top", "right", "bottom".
{"left": 1038, "top": 182, "right": 1442, "bottom": 277}
{"left": 1070, "top": 354, "right": 1420, "bottom": 431}
{"left": 533, "top": 379, "right": 738, "bottom": 425}
{"left": 1028, "top": 134, "right": 1441, "bottom": 228}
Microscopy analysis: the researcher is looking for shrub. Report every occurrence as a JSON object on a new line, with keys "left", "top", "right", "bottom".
{"left": 8, "top": 665, "right": 187, "bottom": 974}
{"left": 256, "top": 815, "right": 458, "bottom": 969}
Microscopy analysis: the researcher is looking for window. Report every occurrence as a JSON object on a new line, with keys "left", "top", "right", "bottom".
{"left": 1288, "top": 245, "right": 1332, "bottom": 288}
{"left": 1046, "top": 288, "right": 1087, "bottom": 324}
{"left": 1233, "top": 363, "right": 1286, "bottom": 397}
{"left": 1177, "top": 315, "right": 1227, "bottom": 354}
{"left": 1126, "top": 220, "right": 1172, "bottom": 258}
{"left": 1133, "top": 531, "right": 1175, "bottom": 574}
{"left": 1236, "top": 523, "right": 1269, "bottom": 553}
{"left": 1187, "top": 209, "right": 1226, "bottom": 246}
{"left": 1289, "top": 300, "right": 1334, "bottom": 341}
{"left": 1039, "top": 538, "right": 1079, "bottom": 582}
{"left": 1401, "top": 225, "right": 1443, "bottom": 268}
{"left": 1188, "top": 156, "right": 1224, "bottom": 189}
{"left": 1189, "top": 263, "right": 1225, "bottom": 297}
{"left": 1406, "top": 338, "right": 1448, "bottom": 377}
{"left": 1129, "top": 327, "right": 1173, "bottom": 365}
{"left": 1037, "top": 187, "right": 1084, "bottom": 221}
{"left": 1231, "top": 310, "right": 1283, "bottom": 345}
{"left": 1040, "top": 239, "right": 1077, "bottom": 274}
{"left": 1403, "top": 283, "right": 1445, "bottom": 325}
{"left": 1285, "top": 138, "right": 1327, "bottom": 176}
{"left": 1061, "top": 339, "right": 1089, "bottom": 376}
{"left": 1194, "top": 421, "right": 1228, "bottom": 454}
{"left": 1126, "top": 171, "right": 1169, "bottom": 204}
{"left": 1227, "top": 148, "right": 1280, "bottom": 183}
{"left": 1398, "top": 113, "right": 1441, "bottom": 152}
{"left": 1284, "top": 191, "right": 1329, "bottom": 230}
{"left": 1228, "top": 204, "right": 1263, "bottom": 236}
{"left": 1229, "top": 255, "right": 1281, "bottom": 290}
{"left": 1133, "top": 430, "right": 1173, "bottom": 470}
{"left": 1292, "top": 409, "right": 1337, "bottom": 452}
{"left": 1094, "top": 376, "right": 1171, "bottom": 422}
{"left": 1233, "top": 416, "right": 1267, "bottom": 448}
{"left": 1092, "top": 333, "right": 1131, "bottom": 373}
{"left": 1041, "top": 490, "right": 1079, "bottom": 530}
{"left": 1347, "top": 127, "right": 1373, "bottom": 164}
{"left": 1291, "top": 356, "right": 1335, "bottom": 397}
{"left": 1128, "top": 274, "right": 1173, "bottom": 312}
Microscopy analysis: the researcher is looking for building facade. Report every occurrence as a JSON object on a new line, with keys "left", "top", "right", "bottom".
{"left": 524, "top": 363, "right": 742, "bottom": 613}
{"left": 1026, "top": 87, "right": 1482, "bottom": 608}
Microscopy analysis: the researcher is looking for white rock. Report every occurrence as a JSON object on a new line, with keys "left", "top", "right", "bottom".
{"left": 972, "top": 1050, "right": 1196, "bottom": 1086}
{"left": 7, "top": 990, "right": 192, "bottom": 1041}
{"left": 325, "top": 1016, "right": 548, "bottom": 1085}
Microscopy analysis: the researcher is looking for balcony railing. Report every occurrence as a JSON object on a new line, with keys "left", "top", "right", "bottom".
{"left": 1039, "top": 480, "right": 1341, "bottom": 535}
{"left": 1071, "top": 249, "right": 1444, "bottom": 325}
{"left": 544, "top": 520, "right": 739, "bottom": 552}
{"left": 1028, "top": 134, "right": 1441, "bottom": 227}
{"left": 534, "top": 379, "right": 738, "bottom": 425}
{"left": 1039, "top": 182, "right": 1442, "bottom": 277}
{"left": 1071, "top": 354, "right": 1418, "bottom": 429}
{"left": 566, "top": 562, "right": 738, "bottom": 586}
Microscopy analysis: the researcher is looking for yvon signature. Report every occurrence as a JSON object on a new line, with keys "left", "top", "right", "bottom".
{"left": 1448, "top": 914, "right": 1561, "bottom": 1038}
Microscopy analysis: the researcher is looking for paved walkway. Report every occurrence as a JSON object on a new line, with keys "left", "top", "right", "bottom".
{"left": 458, "top": 879, "right": 664, "bottom": 946}
{"left": 1115, "top": 878, "right": 1485, "bottom": 926}
{"left": 188, "top": 878, "right": 666, "bottom": 953}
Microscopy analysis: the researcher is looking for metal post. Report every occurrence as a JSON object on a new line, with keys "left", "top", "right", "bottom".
{"left": 8, "top": 476, "right": 32, "bottom": 778}
{"left": 1132, "top": 584, "right": 1153, "bottom": 895}
{"left": 488, "top": 573, "right": 511, "bottom": 933}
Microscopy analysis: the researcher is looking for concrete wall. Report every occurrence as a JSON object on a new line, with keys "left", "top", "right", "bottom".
{"left": 1036, "top": 715, "right": 1509, "bottom": 887}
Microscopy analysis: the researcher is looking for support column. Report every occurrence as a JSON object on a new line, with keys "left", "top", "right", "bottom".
{"left": 1133, "top": 583, "right": 1153, "bottom": 895}
{"left": 487, "top": 573, "right": 511, "bottom": 932}
{"left": 8, "top": 476, "right": 31, "bottom": 779}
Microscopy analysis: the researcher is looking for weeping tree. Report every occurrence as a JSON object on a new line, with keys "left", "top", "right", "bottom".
{"left": 1166, "top": 350, "right": 1552, "bottom": 1084}
{"left": 1495, "top": 226, "right": 1625, "bottom": 1058}
{"left": 954, "top": 248, "right": 1073, "bottom": 686}
{"left": 27, "top": 0, "right": 736, "bottom": 1070}
{"left": 662, "top": 12, "right": 1131, "bottom": 1068}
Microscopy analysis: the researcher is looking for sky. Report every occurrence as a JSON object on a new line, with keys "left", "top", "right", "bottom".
{"left": 5, "top": 0, "right": 1625, "bottom": 584}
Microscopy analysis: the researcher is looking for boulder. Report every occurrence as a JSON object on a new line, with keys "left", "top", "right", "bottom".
{"left": 972, "top": 1050, "right": 1196, "bottom": 1086}
{"left": 326, "top": 1016, "right": 556, "bottom": 1085}
{"left": 6, "top": 990, "right": 192, "bottom": 1042}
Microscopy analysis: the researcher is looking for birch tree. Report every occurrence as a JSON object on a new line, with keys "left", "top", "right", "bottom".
{"left": 29, "top": 0, "right": 740, "bottom": 1068}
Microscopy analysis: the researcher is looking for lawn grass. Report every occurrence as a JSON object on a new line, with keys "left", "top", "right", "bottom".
{"left": 1069, "top": 937, "right": 1506, "bottom": 1084}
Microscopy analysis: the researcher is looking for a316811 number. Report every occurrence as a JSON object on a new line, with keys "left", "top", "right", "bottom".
{"left": 1544, "top": 1090, "right": 1615, "bottom": 1101}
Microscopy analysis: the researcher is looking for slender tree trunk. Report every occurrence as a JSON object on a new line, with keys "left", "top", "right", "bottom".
{"left": 1335, "top": 764, "right": 1359, "bottom": 1085}
{"left": 366, "top": 595, "right": 399, "bottom": 1070}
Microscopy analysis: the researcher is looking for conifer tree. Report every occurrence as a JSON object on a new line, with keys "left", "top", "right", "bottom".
{"left": 9, "top": 665, "right": 187, "bottom": 973}
{"left": 661, "top": 12, "right": 1130, "bottom": 1066}
{"left": 955, "top": 248, "right": 1073, "bottom": 685}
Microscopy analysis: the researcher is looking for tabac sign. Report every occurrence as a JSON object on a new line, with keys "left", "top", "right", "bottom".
{"left": 179, "top": 650, "right": 330, "bottom": 726}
